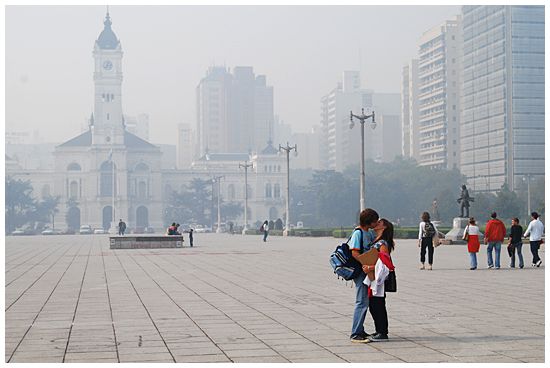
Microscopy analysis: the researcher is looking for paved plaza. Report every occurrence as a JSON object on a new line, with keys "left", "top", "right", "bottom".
{"left": 5, "top": 233, "right": 545, "bottom": 363}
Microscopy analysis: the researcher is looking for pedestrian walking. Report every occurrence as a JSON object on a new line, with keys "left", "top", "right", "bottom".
{"left": 188, "top": 228, "right": 194, "bottom": 247}
{"left": 418, "top": 212, "right": 438, "bottom": 270}
{"left": 261, "top": 220, "right": 269, "bottom": 242}
{"left": 524, "top": 212, "right": 544, "bottom": 267}
{"left": 484, "top": 212, "right": 507, "bottom": 269}
{"left": 349, "top": 208, "right": 379, "bottom": 343}
{"left": 118, "top": 219, "right": 126, "bottom": 235}
{"left": 464, "top": 217, "right": 481, "bottom": 270}
{"left": 363, "top": 218, "right": 395, "bottom": 342}
{"left": 508, "top": 217, "right": 524, "bottom": 268}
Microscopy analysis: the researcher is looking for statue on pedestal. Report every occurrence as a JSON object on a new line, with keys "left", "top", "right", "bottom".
{"left": 457, "top": 184, "right": 474, "bottom": 218}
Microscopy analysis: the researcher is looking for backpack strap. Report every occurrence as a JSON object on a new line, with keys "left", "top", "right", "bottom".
{"left": 346, "top": 227, "right": 367, "bottom": 252}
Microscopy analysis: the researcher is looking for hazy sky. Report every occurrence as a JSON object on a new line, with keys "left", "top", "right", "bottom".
{"left": 6, "top": 5, "right": 460, "bottom": 145}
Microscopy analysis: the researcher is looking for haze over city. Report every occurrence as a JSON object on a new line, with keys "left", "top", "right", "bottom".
{"left": 6, "top": 5, "right": 460, "bottom": 145}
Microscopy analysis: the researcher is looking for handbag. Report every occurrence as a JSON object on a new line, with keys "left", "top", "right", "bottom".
{"left": 462, "top": 225, "right": 469, "bottom": 241}
{"left": 385, "top": 270, "right": 397, "bottom": 292}
{"left": 432, "top": 232, "right": 441, "bottom": 248}
{"left": 507, "top": 242, "right": 514, "bottom": 258}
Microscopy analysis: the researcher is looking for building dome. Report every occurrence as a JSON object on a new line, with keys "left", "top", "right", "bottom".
{"left": 96, "top": 12, "right": 119, "bottom": 49}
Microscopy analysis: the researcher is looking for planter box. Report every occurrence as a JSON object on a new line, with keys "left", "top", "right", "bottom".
{"left": 110, "top": 235, "right": 184, "bottom": 249}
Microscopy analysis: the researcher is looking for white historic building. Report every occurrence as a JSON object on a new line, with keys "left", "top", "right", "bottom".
{"left": 6, "top": 12, "right": 285, "bottom": 232}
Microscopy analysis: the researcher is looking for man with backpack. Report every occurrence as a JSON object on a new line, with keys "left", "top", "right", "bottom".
{"left": 349, "top": 208, "right": 380, "bottom": 343}
{"left": 484, "top": 212, "right": 507, "bottom": 269}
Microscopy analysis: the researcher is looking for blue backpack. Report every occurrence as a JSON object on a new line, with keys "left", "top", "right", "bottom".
{"left": 329, "top": 228, "right": 364, "bottom": 281}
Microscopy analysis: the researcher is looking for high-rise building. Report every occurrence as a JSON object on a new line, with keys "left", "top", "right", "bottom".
{"left": 461, "top": 5, "right": 544, "bottom": 192}
{"left": 401, "top": 59, "right": 420, "bottom": 161}
{"left": 417, "top": 16, "right": 462, "bottom": 170}
{"left": 320, "top": 71, "right": 402, "bottom": 170}
{"left": 177, "top": 123, "right": 194, "bottom": 169}
{"left": 291, "top": 126, "right": 322, "bottom": 170}
{"left": 196, "top": 66, "right": 274, "bottom": 157}
{"left": 320, "top": 71, "right": 365, "bottom": 171}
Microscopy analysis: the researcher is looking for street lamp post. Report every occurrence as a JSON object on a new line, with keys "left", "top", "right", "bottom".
{"left": 279, "top": 142, "right": 297, "bottom": 236}
{"left": 212, "top": 175, "right": 224, "bottom": 233}
{"left": 350, "top": 108, "right": 376, "bottom": 211}
{"left": 239, "top": 161, "right": 253, "bottom": 234}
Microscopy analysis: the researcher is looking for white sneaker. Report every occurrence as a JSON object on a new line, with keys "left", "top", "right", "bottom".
{"left": 420, "top": 263, "right": 425, "bottom": 270}
{"left": 536, "top": 260, "right": 542, "bottom": 267}
{"left": 487, "top": 265, "right": 494, "bottom": 269}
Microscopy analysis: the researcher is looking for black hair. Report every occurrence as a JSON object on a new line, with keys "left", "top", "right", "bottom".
{"left": 491, "top": 212, "right": 497, "bottom": 219}
{"left": 513, "top": 217, "right": 519, "bottom": 224}
{"left": 421, "top": 212, "right": 430, "bottom": 222}
{"left": 532, "top": 212, "right": 539, "bottom": 219}
{"left": 360, "top": 208, "right": 379, "bottom": 227}
{"left": 469, "top": 217, "right": 476, "bottom": 225}
{"left": 379, "top": 218, "right": 395, "bottom": 253}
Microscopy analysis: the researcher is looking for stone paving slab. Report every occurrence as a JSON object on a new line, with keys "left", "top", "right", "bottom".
{"left": 5, "top": 233, "right": 544, "bottom": 363}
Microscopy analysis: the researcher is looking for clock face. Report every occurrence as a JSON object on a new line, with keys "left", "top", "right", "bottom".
{"left": 103, "top": 60, "right": 113, "bottom": 71}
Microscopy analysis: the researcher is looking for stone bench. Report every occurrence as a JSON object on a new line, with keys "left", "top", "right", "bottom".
{"left": 110, "top": 235, "right": 184, "bottom": 249}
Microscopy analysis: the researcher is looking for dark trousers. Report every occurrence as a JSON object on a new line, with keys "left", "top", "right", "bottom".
{"left": 189, "top": 237, "right": 193, "bottom": 247}
{"left": 420, "top": 237, "right": 434, "bottom": 264}
{"left": 118, "top": 228, "right": 124, "bottom": 235}
{"left": 263, "top": 231, "right": 268, "bottom": 242}
{"left": 368, "top": 295, "right": 388, "bottom": 335}
{"left": 530, "top": 241, "right": 541, "bottom": 264}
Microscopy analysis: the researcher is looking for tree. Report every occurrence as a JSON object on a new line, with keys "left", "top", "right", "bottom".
{"left": 493, "top": 184, "right": 521, "bottom": 221}
{"left": 164, "top": 178, "right": 212, "bottom": 226}
{"left": 5, "top": 177, "right": 37, "bottom": 233}
{"left": 35, "top": 195, "right": 60, "bottom": 229}
{"left": 220, "top": 201, "right": 243, "bottom": 222}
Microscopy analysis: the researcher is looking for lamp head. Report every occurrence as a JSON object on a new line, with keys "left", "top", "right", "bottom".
{"left": 370, "top": 121, "right": 377, "bottom": 130}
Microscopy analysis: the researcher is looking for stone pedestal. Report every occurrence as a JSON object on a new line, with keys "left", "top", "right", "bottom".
{"left": 110, "top": 235, "right": 184, "bottom": 249}
{"left": 445, "top": 217, "right": 469, "bottom": 243}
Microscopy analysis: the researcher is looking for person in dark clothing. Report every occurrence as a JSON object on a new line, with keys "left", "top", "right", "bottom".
{"left": 508, "top": 218, "right": 524, "bottom": 268}
{"left": 418, "top": 212, "right": 438, "bottom": 270}
{"left": 261, "top": 220, "right": 269, "bottom": 242}
{"left": 118, "top": 219, "right": 126, "bottom": 235}
{"left": 188, "top": 229, "right": 194, "bottom": 247}
{"left": 175, "top": 223, "right": 181, "bottom": 235}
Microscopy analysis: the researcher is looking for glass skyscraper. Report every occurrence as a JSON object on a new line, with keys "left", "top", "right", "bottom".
{"left": 461, "top": 5, "right": 544, "bottom": 192}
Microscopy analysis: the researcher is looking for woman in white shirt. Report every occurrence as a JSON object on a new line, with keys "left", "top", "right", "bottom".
{"left": 464, "top": 217, "right": 481, "bottom": 270}
{"left": 418, "top": 212, "right": 438, "bottom": 270}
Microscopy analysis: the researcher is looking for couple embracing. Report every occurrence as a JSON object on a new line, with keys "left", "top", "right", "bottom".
{"left": 349, "top": 208, "right": 395, "bottom": 343}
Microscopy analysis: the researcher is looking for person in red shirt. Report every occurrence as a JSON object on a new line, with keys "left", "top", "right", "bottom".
{"left": 484, "top": 212, "right": 507, "bottom": 269}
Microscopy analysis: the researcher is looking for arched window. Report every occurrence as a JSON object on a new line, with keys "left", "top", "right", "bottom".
{"left": 41, "top": 184, "right": 51, "bottom": 199}
{"left": 269, "top": 166, "right": 272, "bottom": 173}
{"left": 278, "top": 165, "right": 281, "bottom": 172}
{"left": 138, "top": 181, "right": 147, "bottom": 199}
{"left": 100, "top": 161, "right": 116, "bottom": 197}
{"left": 228, "top": 184, "right": 235, "bottom": 200}
{"left": 67, "top": 162, "right": 81, "bottom": 171}
{"left": 274, "top": 183, "right": 281, "bottom": 198}
{"left": 265, "top": 183, "right": 272, "bottom": 198}
{"left": 135, "top": 162, "right": 149, "bottom": 172}
{"left": 69, "top": 181, "right": 78, "bottom": 199}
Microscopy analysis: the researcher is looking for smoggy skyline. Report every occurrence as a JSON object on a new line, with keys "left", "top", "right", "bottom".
{"left": 6, "top": 5, "right": 460, "bottom": 145}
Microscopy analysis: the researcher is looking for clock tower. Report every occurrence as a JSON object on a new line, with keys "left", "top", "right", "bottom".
{"left": 92, "top": 11, "right": 124, "bottom": 145}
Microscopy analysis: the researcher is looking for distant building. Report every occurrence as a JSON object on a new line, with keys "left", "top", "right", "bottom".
{"left": 401, "top": 59, "right": 420, "bottom": 161}
{"left": 6, "top": 12, "right": 285, "bottom": 231}
{"left": 320, "top": 71, "right": 401, "bottom": 170}
{"left": 177, "top": 123, "right": 195, "bottom": 169}
{"left": 417, "top": 16, "right": 462, "bottom": 170}
{"left": 291, "top": 127, "right": 322, "bottom": 170}
{"left": 196, "top": 65, "right": 274, "bottom": 156}
{"left": 124, "top": 113, "right": 149, "bottom": 141}
{"left": 461, "top": 5, "right": 545, "bottom": 192}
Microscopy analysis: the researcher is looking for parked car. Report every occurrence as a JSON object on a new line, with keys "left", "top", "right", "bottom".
{"left": 12, "top": 227, "right": 37, "bottom": 236}
{"left": 63, "top": 228, "right": 77, "bottom": 235}
{"left": 296, "top": 221, "right": 304, "bottom": 229}
{"left": 194, "top": 225, "right": 211, "bottom": 233}
{"left": 93, "top": 228, "right": 107, "bottom": 234}
{"left": 79, "top": 225, "right": 93, "bottom": 235}
{"left": 41, "top": 228, "right": 62, "bottom": 235}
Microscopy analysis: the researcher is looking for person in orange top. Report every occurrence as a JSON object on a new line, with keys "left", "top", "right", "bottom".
{"left": 484, "top": 212, "right": 507, "bottom": 269}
